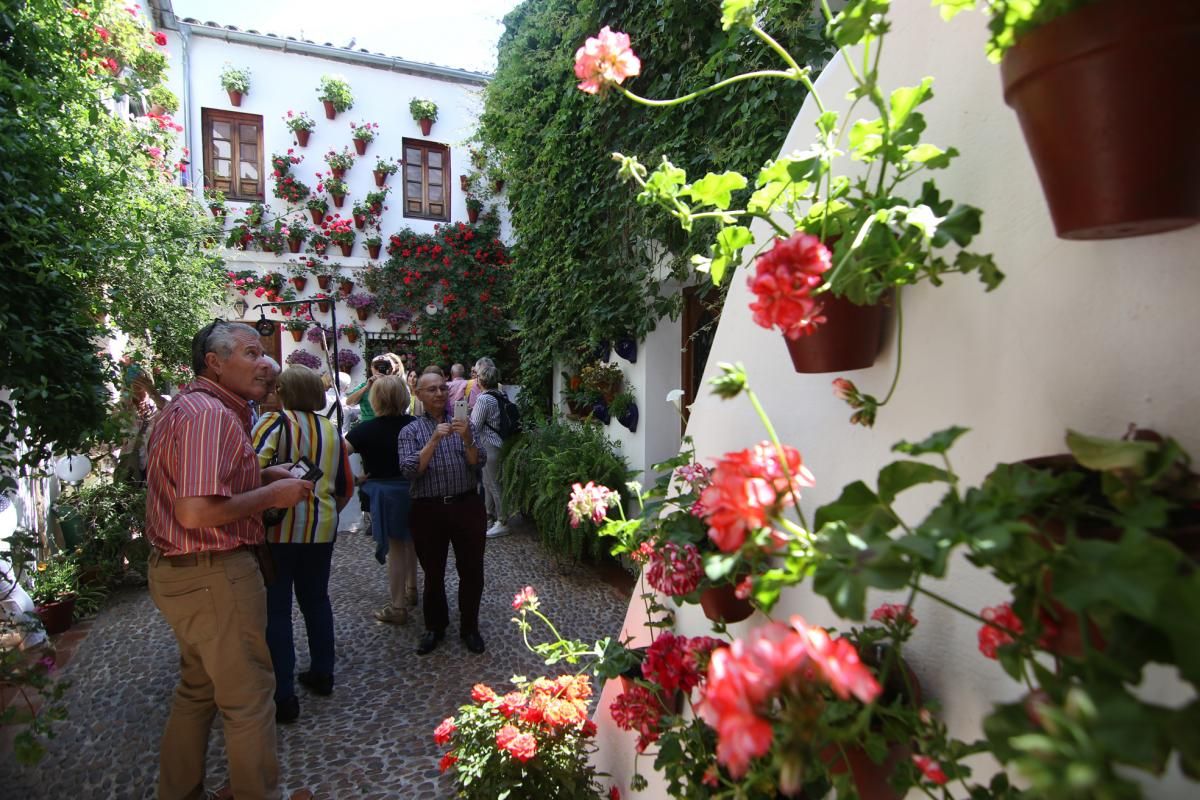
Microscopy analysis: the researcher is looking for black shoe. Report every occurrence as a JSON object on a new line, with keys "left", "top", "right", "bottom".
{"left": 275, "top": 694, "right": 300, "bottom": 724}
{"left": 298, "top": 670, "right": 334, "bottom": 696}
{"left": 461, "top": 631, "right": 486, "bottom": 654}
{"left": 416, "top": 629, "right": 444, "bottom": 655}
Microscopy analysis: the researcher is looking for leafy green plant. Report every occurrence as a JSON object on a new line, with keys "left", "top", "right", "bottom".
{"left": 29, "top": 554, "right": 79, "bottom": 606}
{"left": 0, "top": 632, "right": 70, "bottom": 765}
{"left": 56, "top": 479, "right": 147, "bottom": 586}
{"left": 934, "top": 0, "right": 1100, "bottom": 61}
{"left": 146, "top": 85, "right": 178, "bottom": 114}
{"left": 218, "top": 62, "right": 250, "bottom": 94}
{"left": 317, "top": 74, "right": 354, "bottom": 112}
{"left": 499, "top": 418, "right": 633, "bottom": 561}
{"left": 409, "top": 97, "right": 438, "bottom": 122}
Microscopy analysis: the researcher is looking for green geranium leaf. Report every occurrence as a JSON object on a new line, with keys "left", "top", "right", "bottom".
{"left": 877, "top": 460, "right": 951, "bottom": 504}
{"left": 828, "top": 0, "right": 892, "bottom": 48}
{"left": 815, "top": 110, "right": 839, "bottom": 137}
{"left": 904, "top": 143, "right": 956, "bottom": 169}
{"left": 849, "top": 117, "right": 885, "bottom": 161}
{"left": 893, "top": 426, "right": 970, "bottom": 456}
{"left": 889, "top": 78, "right": 933, "bottom": 130}
{"left": 642, "top": 159, "right": 688, "bottom": 202}
{"left": 704, "top": 552, "right": 740, "bottom": 581}
{"left": 708, "top": 225, "right": 753, "bottom": 284}
{"left": 956, "top": 250, "right": 1004, "bottom": 290}
{"left": 935, "top": 203, "right": 982, "bottom": 247}
{"left": 684, "top": 171, "right": 748, "bottom": 210}
{"left": 814, "top": 480, "right": 886, "bottom": 530}
{"left": 759, "top": 152, "right": 824, "bottom": 186}
{"left": 1065, "top": 429, "right": 1157, "bottom": 473}
{"left": 720, "top": 0, "right": 757, "bottom": 30}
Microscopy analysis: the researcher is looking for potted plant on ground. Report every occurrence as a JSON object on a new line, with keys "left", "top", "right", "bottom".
{"left": 317, "top": 74, "right": 354, "bottom": 119}
{"left": 345, "top": 291, "right": 375, "bottom": 321}
{"left": 283, "top": 110, "right": 317, "bottom": 147}
{"left": 409, "top": 97, "right": 438, "bottom": 136}
{"left": 350, "top": 121, "right": 378, "bottom": 155}
{"left": 30, "top": 555, "right": 80, "bottom": 635}
{"left": 935, "top": 0, "right": 1200, "bottom": 239}
{"left": 588, "top": 0, "right": 1000, "bottom": 424}
{"left": 283, "top": 317, "right": 309, "bottom": 342}
{"left": 219, "top": 62, "right": 250, "bottom": 106}
{"left": 373, "top": 156, "right": 398, "bottom": 187}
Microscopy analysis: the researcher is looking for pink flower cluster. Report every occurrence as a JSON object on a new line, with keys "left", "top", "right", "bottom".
{"left": 871, "top": 602, "right": 917, "bottom": 630}
{"left": 573, "top": 27, "right": 641, "bottom": 95}
{"left": 511, "top": 585, "right": 539, "bottom": 612}
{"left": 977, "top": 602, "right": 1022, "bottom": 659}
{"left": 695, "top": 618, "right": 881, "bottom": 778}
{"left": 644, "top": 541, "right": 703, "bottom": 596}
{"left": 699, "top": 442, "right": 815, "bottom": 553}
{"left": 747, "top": 233, "right": 832, "bottom": 340}
{"left": 567, "top": 481, "right": 616, "bottom": 528}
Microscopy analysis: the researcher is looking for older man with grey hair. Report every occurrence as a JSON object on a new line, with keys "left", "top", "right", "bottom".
{"left": 469, "top": 360, "right": 509, "bottom": 538}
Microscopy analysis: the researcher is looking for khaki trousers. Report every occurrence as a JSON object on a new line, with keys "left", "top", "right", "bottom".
{"left": 149, "top": 548, "right": 281, "bottom": 800}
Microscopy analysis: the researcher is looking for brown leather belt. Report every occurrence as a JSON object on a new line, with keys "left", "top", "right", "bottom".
{"left": 413, "top": 491, "right": 476, "bottom": 505}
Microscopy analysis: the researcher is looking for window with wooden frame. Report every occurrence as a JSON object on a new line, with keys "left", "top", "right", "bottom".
{"left": 402, "top": 139, "right": 450, "bottom": 221}
{"left": 201, "top": 109, "right": 264, "bottom": 201}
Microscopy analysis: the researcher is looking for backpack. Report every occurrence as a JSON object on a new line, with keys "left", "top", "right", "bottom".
{"left": 485, "top": 389, "right": 521, "bottom": 440}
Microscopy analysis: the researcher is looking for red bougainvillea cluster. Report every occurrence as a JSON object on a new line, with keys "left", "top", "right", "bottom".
{"left": 364, "top": 222, "right": 512, "bottom": 368}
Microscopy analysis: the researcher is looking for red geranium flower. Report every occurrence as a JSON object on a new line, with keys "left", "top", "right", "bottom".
{"left": 747, "top": 233, "right": 832, "bottom": 340}
{"left": 699, "top": 442, "right": 815, "bottom": 553}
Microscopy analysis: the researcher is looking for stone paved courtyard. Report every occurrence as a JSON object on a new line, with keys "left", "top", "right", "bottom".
{"left": 0, "top": 517, "right": 631, "bottom": 798}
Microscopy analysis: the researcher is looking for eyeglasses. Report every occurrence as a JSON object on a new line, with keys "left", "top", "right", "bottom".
{"left": 421, "top": 385, "right": 449, "bottom": 394}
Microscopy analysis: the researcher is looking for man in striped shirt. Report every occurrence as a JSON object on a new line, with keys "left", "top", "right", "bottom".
{"left": 145, "top": 321, "right": 312, "bottom": 800}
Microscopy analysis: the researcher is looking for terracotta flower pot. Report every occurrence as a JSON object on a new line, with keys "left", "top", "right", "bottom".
{"left": 36, "top": 596, "right": 76, "bottom": 636}
{"left": 331, "top": 193, "right": 345, "bottom": 209}
{"left": 295, "top": 129, "right": 310, "bottom": 147}
{"left": 338, "top": 242, "right": 353, "bottom": 257}
{"left": 354, "top": 214, "right": 366, "bottom": 230}
{"left": 210, "top": 207, "right": 225, "bottom": 218}
{"left": 459, "top": 175, "right": 469, "bottom": 192}
{"left": 290, "top": 275, "right": 306, "bottom": 290}
{"left": 330, "top": 167, "right": 346, "bottom": 179}
{"left": 289, "top": 329, "right": 303, "bottom": 342}
{"left": 339, "top": 281, "right": 354, "bottom": 297}
{"left": 1000, "top": 0, "right": 1200, "bottom": 239}
{"left": 344, "top": 330, "right": 358, "bottom": 344}
{"left": 227, "top": 89, "right": 243, "bottom": 107}
{"left": 353, "top": 139, "right": 367, "bottom": 156}
{"left": 467, "top": 207, "right": 480, "bottom": 224}
{"left": 370, "top": 202, "right": 382, "bottom": 215}
{"left": 367, "top": 243, "right": 381, "bottom": 259}
{"left": 316, "top": 274, "right": 331, "bottom": 290}
{"left": 373, "top": 170, "right": 387, "bottom": 187}
{"left": 784, "top": 292, "right": 888, "bottom": 373}
{"left": 317, "top": 300, "right": 330, "bottom": 313}
{"left": 418, "top": 117, "right": 433, "bottom": 136}
{"left": 309, "top": 208, "right": 324, "bottom": 225}
{"left": 356, "top": 307, "right": 370, "bottom": 321}
{"left": 700, "top": 583, "right": 754, "bottom": 624}
{"left": 288, "top": 240, "right": 303, "bottom": 254}
{"left": 323, "top": 100, "right": 337, "bottom": 120}
{"left": 494, "top": 179, "right": 505, "bottom": 192}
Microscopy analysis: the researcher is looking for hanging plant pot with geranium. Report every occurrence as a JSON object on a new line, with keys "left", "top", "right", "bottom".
{"left": 937, "top": 0, "right": 1200, "bottom": 240}
{"left": 324, "top": 214, "right": 356, "bottom": 258}
{"left": 283, "top": 110, "right": 316, "bottom": 147}
{"left": 219, "top": 62, "right": 250, "bottom": 106}
{"left": 306, "top": 195, "right": 329, "bottom": 226}
{"left": 350, "top": 121, "right": 378, "bottom": 155}
{"left": 317, "top": 74, "right": 354, "bottom": 119}
{"left": 365, "top": 234, "right": 382, "bottom": 260}
{"left": 323, "top": 147, "right": 356, "bottom": 179}
{"left": 317, "top": 173, "right": 348, "bottom": 209}
{"left": 409, "top": 97, "right": 438, "bottom": 136}
{"left": 284, "top": 317, "right": 309, "bottom": 342}
{"left": 338, "top": 321, "right": 363, "bottom": 344}
{"left": 595, "top": 2, "right": 1001, "bottom": 426}
{"left": 466, "top": 195, "right": 482, "bottom": 224}
{"left": 205, "top": 187, "right": 226, "bottom": 219}
{"left": 373, "top": 156, "right": 398, "bottom": 187}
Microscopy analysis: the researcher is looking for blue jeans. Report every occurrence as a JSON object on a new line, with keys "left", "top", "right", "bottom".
{"left": 265, "top": 541, "right": 335, "bottom": 702}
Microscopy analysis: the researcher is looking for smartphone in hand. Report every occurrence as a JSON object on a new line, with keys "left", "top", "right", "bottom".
{"left": 288, "top": 456, "right": 324, "bottom": 483}
{"left": 453, "top": 399, "right": 469, "bottom": 423}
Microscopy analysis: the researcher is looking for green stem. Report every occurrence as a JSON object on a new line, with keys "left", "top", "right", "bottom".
{"left": 913, "top": 585, "right": 989, "bottom": 626}
{"left": 745, "top": 385, "right": 810, "bottom": 532}
{"left": 876, "top": 289, "right": 904, "bottom": 406}
{"left": 617, "top": 68, "right": 802, "bottom": 108}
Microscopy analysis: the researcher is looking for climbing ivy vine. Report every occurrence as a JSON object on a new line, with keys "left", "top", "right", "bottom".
{"left": 478, "top": 0, "right": 830, "bottom": 410}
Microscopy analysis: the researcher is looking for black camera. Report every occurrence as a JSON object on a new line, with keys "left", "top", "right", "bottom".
{"left": 373, "top": 359, "right": 392, "bottom": 375}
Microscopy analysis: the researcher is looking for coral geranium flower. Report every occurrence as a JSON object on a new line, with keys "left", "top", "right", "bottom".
{"left": 747, "top": 233, "right": 832, "bottom": 340}
{"left": 573, "top": 27, "right": 641, "bottom": 94}
{"left": 700, "top": 442, "right": 815, "bottom": 553}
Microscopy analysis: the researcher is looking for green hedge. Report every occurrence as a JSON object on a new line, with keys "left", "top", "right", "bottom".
{"left": 500, "top": 417, "right": 633, "bottom": 561}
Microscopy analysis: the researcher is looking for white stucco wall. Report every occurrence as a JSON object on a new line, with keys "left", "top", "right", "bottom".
{"left": 158, "top": 28, "right": 501, "bottom": 377}
{"left": 595, "top": 6, "right": 1199, "bottom": 798}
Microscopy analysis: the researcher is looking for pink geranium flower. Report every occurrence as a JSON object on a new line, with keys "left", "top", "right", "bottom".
{"left": 748, "top": 233, "right": 832, "bottom": 340}
{"left": 512, "top": 585, "right": 539, "bottom": 611}
{"left": 573, "top": 27, "right": 641, "bottom": 94}
{"left": 978, "top": 602, "right": 1023, "bottom": 659}
{"left": 699, "top": 442, "right": 814, "bottom": 553}
{"left": 433, "top": 717, "right": 456, "bottom": 746}
{"left": 644, "top": 541, "right": 703, "bottom": 596}
{"left": 567, "top": 481, "right": 616, "bottom": 528}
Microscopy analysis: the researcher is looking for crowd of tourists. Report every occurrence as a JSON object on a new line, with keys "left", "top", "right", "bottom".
{"left": 139, "top": 320, "right": 514, "bottom": 800}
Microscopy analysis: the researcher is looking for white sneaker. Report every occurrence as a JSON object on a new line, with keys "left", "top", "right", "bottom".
{"left": 485, "top": 521, "right": 510, "bottom": 538}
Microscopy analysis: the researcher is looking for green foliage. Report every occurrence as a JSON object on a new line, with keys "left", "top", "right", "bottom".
{"left": 317, "top": 74, "right": 354, "bottom": 112}
{"left": 146, "top": 85, "right": 179, "bottom": 114}
{"left": 28, "top": 554, "right": 80, "bottom": 606}
{"left": 0, "top": 0, "right": 227, "bottom": 490}
{"left": 218, "top": 63, "right": 251, "bottom": 93}
{"left": 500, "top": 418, "right": 633, "bottom": 561}
{"left": 408, "top": 97, "right": 438, "bottom": 122}
{"left": 58, "top": 479, "right": 149, "bottom": 585}
{"left": 478, "top": 0, "right": 831, "bottom": 411}
{"left": 934, "top": 0, "right": 1102, "bottom": 61}
{"left": 0, "top": 635, "right": 71, "bottom": 765}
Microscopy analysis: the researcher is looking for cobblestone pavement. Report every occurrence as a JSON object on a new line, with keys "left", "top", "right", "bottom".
{"left": 0, "top": 516, "right": 630, "bottom": 798}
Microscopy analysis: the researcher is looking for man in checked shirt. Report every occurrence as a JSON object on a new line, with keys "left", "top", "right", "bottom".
{"left": 400, "top": 369, "right": 489, "bottom": 656}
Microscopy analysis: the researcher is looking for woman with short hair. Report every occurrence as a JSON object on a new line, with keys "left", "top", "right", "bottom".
{"left": 345, "top": 375, "right": 419, "bottom": 624}
{"left": 470, "top": 361, "right": 509, "bottom": 538}
{"left": 251, "top": 365, "right": 353, "bottom": 723}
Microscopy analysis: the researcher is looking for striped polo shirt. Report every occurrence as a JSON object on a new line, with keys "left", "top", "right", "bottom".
{"left": 251, "top": 410, "right": 352, "bottom": 544}
{"left": 144, "top": 377, "right": 265, "bottom": 556}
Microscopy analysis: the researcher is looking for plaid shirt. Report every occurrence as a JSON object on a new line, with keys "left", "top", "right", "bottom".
{"left": 398, "top": 414, "right": 486, "bottom": 498}
{"left": 145, "top": 377, "right": 265, "bottom": 556}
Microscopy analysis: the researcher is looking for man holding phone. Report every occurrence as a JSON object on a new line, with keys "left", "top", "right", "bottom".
{"left": 399, "top": 369, "right": 488, "bottom": 655}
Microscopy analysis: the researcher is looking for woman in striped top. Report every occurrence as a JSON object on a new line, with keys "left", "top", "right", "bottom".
{"left": 251, "top": 365, "right": 353, "bottom": 723}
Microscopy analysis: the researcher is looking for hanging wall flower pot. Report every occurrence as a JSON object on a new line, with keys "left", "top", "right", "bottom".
{"left": 418, "top": 117, "right": 433, "bottom": 136}
{"left": 295, "top": 129, "right": 310, "bottom": 147}
{"left": 1000, "top": 0, "right": 1200, "bottom": 239}
{"left": 210, "top": 207, "right": 225, "bottom": 219}
{"left": 323, "top": 100, "right": 337, "bottom": 120}
{"left": 494, "top": 179, "right": 505, "bottom": 193}
{"left": 291, "top": 276, "right": 307, "bottom": 290}
{"left": 354, "top": 214, "right": 366, "bottom": 230}
{"left": 339, "top": 279, "right": 354, "bottom": 295}
{"left": 467, "top": 207, "right": 480, "bottom": 224}
{"left": 36, "top": 595, "right": 76, "bottom": 636}
{"left": 617, "top": 402, "right": 639, "bottom": 433}
{"left": 344, "top": 330, "right": 358, "bottom": 344}
{"left": 615, "top": 336, "right": 638, "bottom": 364}
{"left": 592, "top": 400, "right": 611, "bottom": 425}
{"left": 317, "top": 299, "right": 330, "bottom": 313}
{"left": 289, "top": 329, "right": 304, "bottom": 343}
{"left": 330, "top": 193, "right": 345, "bottom": 209}
{"left": 784, "top": 292, "right": 888, "bottom": 373}
{"left": 593, "top": 340, "right": 611, "bottom": 362}
{"left": 459, "top": 175, "right": 470, "bottom": 192}
{"left": 309, "top": 208, "right": 324, "bottom": 225}
{"left": 373, "top": 170, "right": 387, "bottom": 187}
{"left": 338, "top": 242, "right": 353, "bottom": 257}
{"left": 330, "top": 167, "right": 346, "bottom": 179}
{"left": 286, "top": 240, "right": 301, "bottom": 254}
{"left": 367, "top": 243, "right": 381, "bottom": 259}
{"left": 317, "top": 274, "right": 332, "bottom": 291}
{"left": 699, "top": 583, "right": 753, "bottom": 624}
{"left": 353, "top": 139, "right": 367, "bottom": 156}
{"left": 227, "top": 89, "right": 243, "bottom": 107}
{"left": 356, "top": 307, "right": 371, "bottom": 321}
